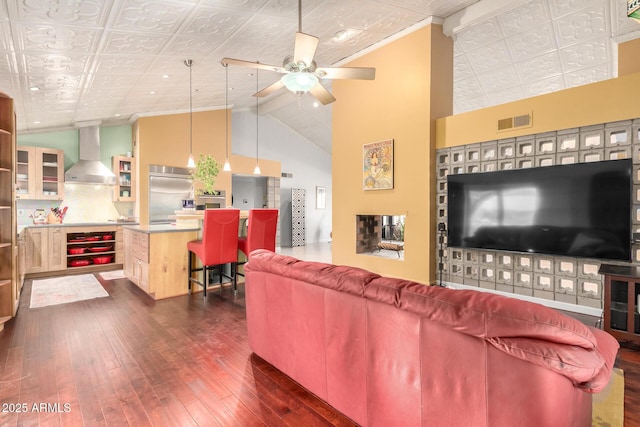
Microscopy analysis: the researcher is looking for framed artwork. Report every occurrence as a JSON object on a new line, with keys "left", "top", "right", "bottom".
{"left": 363, "top": 139, "right": 394, "bottom": 190}
{"left": 316, "top": 186, "right": 326, "bottom": 209}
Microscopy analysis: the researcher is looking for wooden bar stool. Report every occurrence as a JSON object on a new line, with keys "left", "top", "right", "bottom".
{"left": 187, "top": 209, "right": 240, "bottom": 299}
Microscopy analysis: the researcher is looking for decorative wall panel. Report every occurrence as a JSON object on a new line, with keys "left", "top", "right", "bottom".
{"left": 291, "top": 188, "right": 305, "bottom": 247}
{"left": 436, "top": 117, "right": 640, "bottom": 310}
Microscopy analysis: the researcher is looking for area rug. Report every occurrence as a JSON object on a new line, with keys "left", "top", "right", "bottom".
{"left": 98, "top": 270, "right": 126, "bottom": 281}
{"left": 30, "top": 274, "right": 109, "bottom": 308}
{"left": 592, "top": 367, "right": 624, "bottom": 427}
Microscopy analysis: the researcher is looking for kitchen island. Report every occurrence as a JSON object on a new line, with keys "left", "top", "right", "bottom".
{"left": 123, "top": 224, "right": 199, "bottom": 300}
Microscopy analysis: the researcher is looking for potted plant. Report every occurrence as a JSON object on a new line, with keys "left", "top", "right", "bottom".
{"left": 191, "top": 154, "right": 221, "bottom": 197}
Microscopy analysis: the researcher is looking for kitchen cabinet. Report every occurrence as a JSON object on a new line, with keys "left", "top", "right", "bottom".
{"left": 112, "top": 155, "right": 135, "bottom": 201}
{"left": 24, "top": 227, "right": 66, "bottom": 274}
{"left": 123, "top": 227, "right": 134, "bottom": 281}
{"left": 124, "top": 226, "right": 197, "bottom": 299}
{"left": 23, "top": 225, "right": 123, "bottom": 277}
{"left": 16, "top": 146, "right": 64, "bottom": 200}
{"left": 124, "top": 227, "right": 149, "bottom": 292}
{"left": 0, "top": 91, "right": 16, "bottom": 331}
{"left": 17, "top": 232, "right": 25, "bottom": 292}
{"left": 49, "top": 227, "right": 66, "bottom": 271}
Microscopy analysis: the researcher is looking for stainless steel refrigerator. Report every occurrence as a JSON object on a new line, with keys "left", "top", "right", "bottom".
{"left": 148, "top": 165, "right": 193, "bottom": 224}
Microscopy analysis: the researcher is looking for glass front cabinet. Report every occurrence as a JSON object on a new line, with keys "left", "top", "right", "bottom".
{"left": 601, "top": 264, "right": 640, "bottom": 344}
{"left": 16, "top": 146, "right": 64, "bottom": 200}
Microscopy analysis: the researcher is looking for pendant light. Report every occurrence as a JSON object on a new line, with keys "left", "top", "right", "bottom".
{"left": 222, "top": 63, "right": 232, "bottom": 172}
{"left": 253, "top": 67, "right": 261, "bottom": 175}
{"left": 185, "top": 59, "right": 196, "bottom": 168}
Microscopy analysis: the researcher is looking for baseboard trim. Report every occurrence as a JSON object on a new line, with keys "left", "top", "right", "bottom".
{"left": 444, "top": 281, "right": 602, "bottom": 318}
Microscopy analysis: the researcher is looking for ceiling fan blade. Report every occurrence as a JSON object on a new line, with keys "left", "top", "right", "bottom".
{"left": 309, "top": 82, "right": 336, "bottom": 105}
{"left": 254, "top": 79, "right": 285, "bottom": 98}
{"left": 293, "top": 32, "right": 319, "bottom": 67}
{"left": 316, "top": 67, "right": 376, "bottom": 80}
{"left": 221, "top": 58, "right": 285, "bottom": 73}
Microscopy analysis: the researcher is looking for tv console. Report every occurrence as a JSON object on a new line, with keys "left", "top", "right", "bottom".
{"left": 599, "top": 264, "right": 640, "bottom": 345}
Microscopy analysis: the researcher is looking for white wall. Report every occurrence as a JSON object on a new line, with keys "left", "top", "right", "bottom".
{"left": 232, "top": 175, "right": 268, "bottom": 209}
{"left": 232, "top": 110, "right": 332, "bottom": 245}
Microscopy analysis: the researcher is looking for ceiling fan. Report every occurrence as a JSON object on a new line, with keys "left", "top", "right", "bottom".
{"left": 221, "top": 0, "right": 375, "bottom": 105}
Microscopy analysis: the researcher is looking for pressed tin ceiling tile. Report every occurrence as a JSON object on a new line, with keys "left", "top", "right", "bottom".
{"left": 0, "top": 0, "right": 636, "bottom": 156}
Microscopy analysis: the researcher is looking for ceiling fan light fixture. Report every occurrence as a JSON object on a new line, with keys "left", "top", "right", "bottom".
{"left": 281, "top": 72, "right": 318, "bottom": 95}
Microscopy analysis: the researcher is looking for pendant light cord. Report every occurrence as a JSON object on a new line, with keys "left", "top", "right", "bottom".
{"left": 225, "top": 64, "right": 229, "bottom": 160}
{"left": 189, "top": 61, "right": 192, "bottom": 154}
{"left": 184, "top": 59, "right": 193, "bottom": 162}
{"left": 256, "top": 68, "right": 259, "bottom": 165}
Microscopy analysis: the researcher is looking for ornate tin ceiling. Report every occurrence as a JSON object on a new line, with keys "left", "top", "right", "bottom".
{"left": 0, "top": 0, "right": 638, "bottom": 153}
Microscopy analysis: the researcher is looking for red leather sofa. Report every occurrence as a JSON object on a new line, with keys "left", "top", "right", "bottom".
{"left": 245, "top": 250, "right": 619, "bottom": 427}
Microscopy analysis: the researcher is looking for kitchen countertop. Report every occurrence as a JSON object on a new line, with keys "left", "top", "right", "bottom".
{"left": 18, "top": 221, "right": 139, "bottom": 234}
{"left": 122, "top": 223, "right": 200, "bottom": 234}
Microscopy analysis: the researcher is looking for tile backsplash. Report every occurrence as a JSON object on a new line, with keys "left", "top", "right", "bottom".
{"left": 18, "top": 183, "right": 133, "bottom": 225}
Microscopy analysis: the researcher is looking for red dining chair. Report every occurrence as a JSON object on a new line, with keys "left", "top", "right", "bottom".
{"left": 237, "top": 209, "right": 278, "bottom": 277}
{"left": 187, "top": 209, "right": 240, "bottom": 299}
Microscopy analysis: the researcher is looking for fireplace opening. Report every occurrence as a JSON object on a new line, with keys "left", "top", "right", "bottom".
{"left": 356, "top": 214, "right": 405, "bottom": 260}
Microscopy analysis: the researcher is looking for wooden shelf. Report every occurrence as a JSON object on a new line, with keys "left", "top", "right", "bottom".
{"left": 0, "top": 92, "right": 17, "bottom": 324}
{"left": 112, "top": 156, "right": 136, "bottom": 201}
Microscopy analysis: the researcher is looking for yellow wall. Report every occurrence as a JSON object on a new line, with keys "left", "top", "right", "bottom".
{"left": 332, "top": 24, "right": 452, "bottom": 283}
{"left": 134, "top": 109, "right": 280, "bottom": 224}
{"left": 619, "top": 38, "right": 640, "bottom": 76}
{"left": 436, "top": 72, "right": 640, "bottom": 149}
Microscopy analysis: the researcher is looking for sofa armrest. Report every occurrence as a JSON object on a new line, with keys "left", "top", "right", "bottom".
{"left": 485, "top": 326, "right": 619, "bottom": 392}
{"left": 579, "top": 327, "right": 620, "bottom": 393}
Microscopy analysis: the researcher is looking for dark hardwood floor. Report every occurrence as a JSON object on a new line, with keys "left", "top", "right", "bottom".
{"left": 0, "top": 277, "right": 357, "bottom": 427}
{"left": 0, "top": 275, "right": 638, "bottom": 426}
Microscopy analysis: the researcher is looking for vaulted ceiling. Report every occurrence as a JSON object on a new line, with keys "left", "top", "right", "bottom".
{"left": 0, "top": 0, "right": 638, "bottom": 153}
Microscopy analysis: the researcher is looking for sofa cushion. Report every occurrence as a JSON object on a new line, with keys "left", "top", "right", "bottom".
{"left": 246, "top": 249, "right": 380, "bottom": 297}
{"left": 367, "top": 278, "right": 597, "bottom": 350}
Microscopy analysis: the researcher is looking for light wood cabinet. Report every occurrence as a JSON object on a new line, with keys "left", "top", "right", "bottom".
{"left": 17, "top": 232, "right": 25, "bottom": 292}
{"left": 123, "top": 227, "right": 133, "bottom": 279}
{"left": 124, "top": 228, "right": 149, "bottom": 291}
{"left": 0, "top": 91, "right": 16, "bottom": 330}
{"left": 112, "top": 156, "right": 135, "bottom": 201}
{"left": 124, "top": 227, "right": 197, "bottom": 299}
{"left": 16, "top": 146, "right": 64, "bottom": 200}
{"left": 48, "top": 227, "right": 66, "bottom": 271}
{"left": 24, "top": 225, "right": 122, "bottom": 276}
{"left": 25, "top": 227, "right": 66, "bottom": 274}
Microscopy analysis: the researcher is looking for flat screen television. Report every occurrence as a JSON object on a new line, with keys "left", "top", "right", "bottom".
{"left": 447, "top": 159, "right": 632, "bottom": 261}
